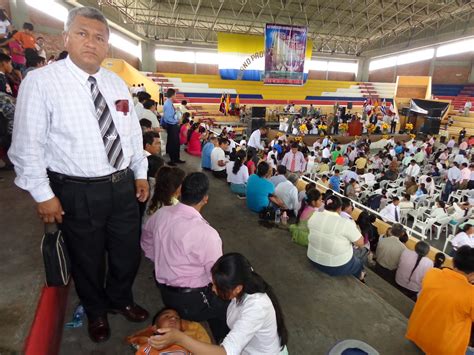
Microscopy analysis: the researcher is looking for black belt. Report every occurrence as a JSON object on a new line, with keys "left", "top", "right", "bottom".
{"left": 158, "top": 283, "right": 210, "bottom": 294}
{"left": 48, "top": 168, "right": 131, "bottom": 184}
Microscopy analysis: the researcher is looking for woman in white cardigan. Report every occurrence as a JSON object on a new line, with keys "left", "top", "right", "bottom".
{"left": 149, "top": 253, "right": 289, "bottom": 355}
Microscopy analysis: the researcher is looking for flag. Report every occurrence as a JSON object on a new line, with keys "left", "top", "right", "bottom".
{"left": 235, "top": 94, "right": 240, "bottom": 108}
{"left": 387, "top": 101, "right": 394, "bottom": 115}
{"left": 219, "top": 93, "right": 226, "bottom": 114}
{"left": 380, "top": 98, "right": 387, "bottom": 115}
{"left": 225, "top": 93, "right": 231, "bottom": 115}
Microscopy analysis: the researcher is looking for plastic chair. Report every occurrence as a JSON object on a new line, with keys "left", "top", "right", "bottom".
{"left": 432, "top": 215, "right": 452, "bottom": 240}
{"left": 412, "top": 216, "right": 436, "bottom": 240}
{"left": 443, "top": 234, "right": 454, "bottom": 253}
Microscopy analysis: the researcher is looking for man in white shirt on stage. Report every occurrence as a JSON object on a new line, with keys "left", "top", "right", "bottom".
{"left": 247, "top": 125, "right": 268, "bottom": 163}
{"left": 8, "top": 7, "right": 149, "bottom": 343}
{"left": 379, "top": 197, "right": 401, "bottom": 223}
{"left": 464, "top": 100, "right": 472, "bottom": 117}
{"left": 281, "top": 142, "right": 306, "bottom": 174}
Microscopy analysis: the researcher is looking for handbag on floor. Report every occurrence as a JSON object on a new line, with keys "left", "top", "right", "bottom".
{"left": 41, "top": 223, "right": 71, "bottom": 287}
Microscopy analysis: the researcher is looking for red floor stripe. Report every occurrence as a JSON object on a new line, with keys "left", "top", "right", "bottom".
{"left": 24, "top": 285, "right": 69, "bottom": 355}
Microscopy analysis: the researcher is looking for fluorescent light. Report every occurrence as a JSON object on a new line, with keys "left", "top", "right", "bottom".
{"left": 436, "top": 38, "right": 474, "bottom": 57}
{"left": 25, "top": 0, "right": 141, "bottom": 59}
{"left": 26, "top": 0, "right": 68, "bottom": 22}
{"left": 397, "top": 48, "right": 434, "bottom": 66}
{"left": 369, "top": 56, "right": 397, "bottom": 71}
{"left": 328, "top": 61, "right": 358, "bottom": 73}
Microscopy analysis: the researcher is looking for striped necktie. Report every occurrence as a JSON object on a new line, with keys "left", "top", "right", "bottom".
{"left": 88, "top": 76, "right": 124, "bottom": 169}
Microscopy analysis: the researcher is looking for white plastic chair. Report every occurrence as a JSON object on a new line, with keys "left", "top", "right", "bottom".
{"left": 412, "top": 216, "right": 436, "bottom": 240}
{"left": 443, "top": 234, "right": 454, "bottom": 253}
{"left": 432, "top": 215, "right": 452, "bottom": 241}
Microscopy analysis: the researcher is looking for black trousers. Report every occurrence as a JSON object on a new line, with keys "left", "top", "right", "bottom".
{"left": 212, "top": 169, "right": 227, "bottom": 179}
{"left": 159, "top": 93, "right": 164, "bottom": 105}
{"left": 49, "top": 170, "right": 140, "bottom": 318}
{"left": 158, "top": 284, "right": 229, "bottom": 342}
{"left": 166, "top": 124, "right": 181, "bottom": 162}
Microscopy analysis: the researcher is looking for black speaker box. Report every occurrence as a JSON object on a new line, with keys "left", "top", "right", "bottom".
{"left": 251, "top": 107, "right": 266, "bottom": 118}
{"left": 347, "top": 102, "right": 353, "bottom": 110}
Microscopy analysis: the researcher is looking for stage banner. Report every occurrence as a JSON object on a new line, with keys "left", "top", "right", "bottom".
{"left": 264, "top": 24, "right": 307, "bottom": 85}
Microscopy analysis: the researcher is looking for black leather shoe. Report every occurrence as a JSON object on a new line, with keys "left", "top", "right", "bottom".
{"left": 167, "top": 161, "right": 177, "bottom": 166}
{"left": 176, "top": 160, "right": 186, "bottom": 164}
{"left": 109, "top": 303, "right": 149, "bottom": 323}
{"left": 88, "top": 315, "right": 110, "bottom": 343}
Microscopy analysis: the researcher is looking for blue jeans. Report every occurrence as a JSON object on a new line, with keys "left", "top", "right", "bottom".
{"left": 310, "top": 254, "right": 364, "bottom": 278}
{"left": 230, "top": 183, "right": 247, "bottom": 195}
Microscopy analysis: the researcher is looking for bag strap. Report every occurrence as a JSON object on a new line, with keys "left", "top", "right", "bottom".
{"left": 44, "top": 223, "right": 58, "bottom": 234}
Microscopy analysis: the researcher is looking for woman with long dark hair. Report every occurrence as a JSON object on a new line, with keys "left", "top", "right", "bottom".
{"left": 227, "top": 149, "right": 249, "bottom": 196}
{"left": 186, "top": 122, "right": 203, "bottom": 156}
{"left": 290, "top": 189, "right": 323, "bottom": 246}
{"left": 149, "top": 253, "right": 288, "bottom": 354}
{"left": 143, "top": 167, "right": 186, "bottom": 225}
{"left": 395, "top": 241, "right": 433, "bottom": 299}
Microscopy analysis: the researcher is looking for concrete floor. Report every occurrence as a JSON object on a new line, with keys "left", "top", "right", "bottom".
{"left": 0, "top": 154, "right": 422, "bottom": 354}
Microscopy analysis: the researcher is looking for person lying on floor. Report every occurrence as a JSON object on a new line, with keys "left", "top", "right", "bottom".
{"left": 148, "top": 253, "right": 289, "bottom": 355}
{"left": 126, "top": 307, "right": 211, "bottom": 355}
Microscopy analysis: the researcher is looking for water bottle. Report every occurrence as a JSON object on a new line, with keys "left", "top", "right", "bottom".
{"left": 281, "top": 211, "right": 289, "bottom": 225}
{"left": 274, "top": 209, "right": 281, "bottom": 224}
{"left": 65, "top": 304, "right": 84, "bottom": 328}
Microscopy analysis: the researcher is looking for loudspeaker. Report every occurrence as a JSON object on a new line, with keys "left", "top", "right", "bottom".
{"left": 251, "top": 106, "right": 266, "bottom": 118}
{"left": 401, "top": 107, "right": 410, "bottom": 116}
{"left": 301, "top": 107, "right": 308, "bottom": 117}
{"left": 422, "top": 118, "right": 441, "bottom": 135}
{"left": 340, "top": 107, "right": 346, "bottom": 117}
{"left": 248, "top": 118, "right": 266, "bottom": 135}
{"left": 347, "top": 102, "right": 353, "bottom": 110}
{"left": 428, "top": 108, "right": 443, "bottom": 117}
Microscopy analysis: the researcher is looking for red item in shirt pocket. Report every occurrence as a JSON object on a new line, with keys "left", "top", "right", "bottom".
{"left": 115, "top": 99, "right": 129, "bottom": 115}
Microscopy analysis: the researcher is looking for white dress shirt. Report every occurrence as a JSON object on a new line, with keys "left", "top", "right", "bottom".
{"left": 134, "top": 101, "right": 144, "bottom": 119}
{"left": 380, "top": 203, "right": 401, "bottom": 223}
{"left": 226, "top": 161, "right": 249, "bottom": 185}
{"left": 322, "top": 147, "right": 331, "bottom": 159}
{"left": 211, "top": 147, "right": 227, "bottom": 172}
{"left": 8, "top": 56, "right": 147, "bottom": 203}
{"left": 141, "top": 108, "right": 160, "bottom": 128}
{"left": 447, "top": 166, "right": 462, "bottom": 183}
{"left": 451, "top": 232, "right": 474, "bottom": 250}
{"left": 222, "top": 293, "right": 282, "bottom": 355}
{"left": 248, "top": 129, "right": 264, "bottom": 150}
{"left": 405, "top": 164, "right": 420, "bottom": 178}
{"left": 281, "top": 151, "right": 306, "bottom": 173}
{"left": 275, "top": 180, "right": 300, "bottom": 215}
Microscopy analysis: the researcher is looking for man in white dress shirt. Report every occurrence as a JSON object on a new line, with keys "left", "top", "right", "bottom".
{"left": 379, "top": 197, "right": 401, "bottom": 223}
{"left": 8, "top": 7, "right": 149, "bottom": 343}
{"left": 442, "top": 162, "right": 462, "bottom": 202}
{"left": 281, "top": 142, "right": 306, "bottom": 174}
{"left": 405, "top": 160, "right": 420, "bottom": 179}
{"left": 275, "top": 173, "right": 300, "bottom": 216}
{"left": 247, "top": 125, "right": 268, "bottom": 163}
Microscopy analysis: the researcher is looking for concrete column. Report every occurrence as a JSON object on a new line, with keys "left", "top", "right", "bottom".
{"left": 468, "top": 60, "right": 474, "bottom": 83}
{"left": 9, "top": 0, "right": 29, "bottom": 29}
{"left": 428, "top": 56, "right": 436, "bottom": 77}
{"left": 356, "top": 58, "right": 369, "bottom": 82}
{"left": 139, "top": 41, "right": 156, "bottom": 73}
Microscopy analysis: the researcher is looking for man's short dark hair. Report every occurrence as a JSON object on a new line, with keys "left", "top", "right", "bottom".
{"left": 257, "top": 161, "right": 270, "bottom": 177}
{"left": 23, "top": 22, "right": 34, "bottom": 31}
{"left": 0, "top": 53, "right": 11, "bottom": 64}
{"left": 218, "top": 138, "right": 229, "bottom": 146}
{"left": 26, "top": 53, "right": 45, "bottom": 68}
{"left": 290, "top": 142, "right": 299, "bottom": 149}
{"left": 181, "top": 100, "right": 187, "bottom": 105}
{"left": 181, "top": 172, "right": 209, "bottom": 206}
{"left": 143, "top": 131, "right": 160, "bottom": 149}
{"left": 137, "top": 91, "right": 151, "bottom": 103}
{"left": 277, "top": 165, "right": 287, "bottom": 175}
{"left": 139, "top": 118, "right": 152, "bottom": 129}
{"left": 166, "top": 88, "right": 176, "bottom": 98}
{"left": 341, "top": 197, "right": 352, "bottom": 211}
{"left": 454, "top": 246, "right": 474, "bottom": 274}
{"left": 143, "top": 99, "right": 157, "bottom": 110}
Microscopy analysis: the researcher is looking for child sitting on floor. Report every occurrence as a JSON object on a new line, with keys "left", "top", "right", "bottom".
{"left": 126, "top": 308, "right": 211, "bottom": 355}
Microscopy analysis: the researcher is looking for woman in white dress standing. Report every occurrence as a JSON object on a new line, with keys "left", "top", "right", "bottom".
{"left": 149, "top": 253, "right": 289, "bottom": 355}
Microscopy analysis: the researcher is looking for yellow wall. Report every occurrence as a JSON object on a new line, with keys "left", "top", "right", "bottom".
{"left": 102, "top": 58, "right": 159, "bottom": 101}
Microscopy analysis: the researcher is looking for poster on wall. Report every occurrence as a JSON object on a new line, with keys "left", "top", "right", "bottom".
{"left": 264, "top": 24, "right": 307, "bottom": 85}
